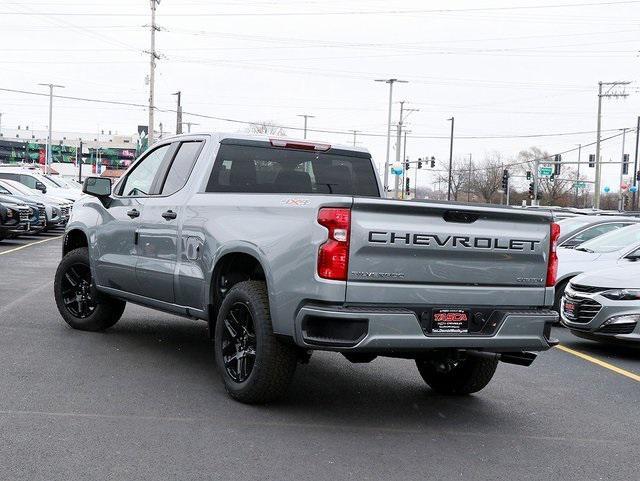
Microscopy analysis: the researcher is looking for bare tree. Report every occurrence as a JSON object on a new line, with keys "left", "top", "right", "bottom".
{"left": 517, "top": 146, "right": 576, "bottom": 205}
{"left": 437, "top": 157, "right": 469, "bottom": 201}
{"left": 471, "top": 152, "right": 504, "bottom": 203}
{"left": 247, "top": 121, "right": 287, "bottom": 136}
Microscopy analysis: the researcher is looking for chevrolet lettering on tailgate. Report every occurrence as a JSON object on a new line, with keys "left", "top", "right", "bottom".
{"left": 368, "top": 231, "right": 541, "bottom": 251}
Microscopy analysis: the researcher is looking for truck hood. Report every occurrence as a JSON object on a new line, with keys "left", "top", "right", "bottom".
{"left": 571, "top": 263, "right": 640, "bottom": 289}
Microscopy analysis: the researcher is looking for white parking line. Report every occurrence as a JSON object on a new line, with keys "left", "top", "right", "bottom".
{"left": 0, "top": 235, "right": 62, "bottom": 256}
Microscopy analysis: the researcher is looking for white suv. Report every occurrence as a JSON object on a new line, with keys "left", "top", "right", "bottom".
{"left": 0, "top": 166, "right": 82, "bottom": 202}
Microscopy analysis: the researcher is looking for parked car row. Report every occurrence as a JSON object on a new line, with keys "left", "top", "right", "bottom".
{"left": 551, "top": 217, "right": 640, "bottom": 344}
{"left": 0, "top": 166, "right": 80, "bottom": 241}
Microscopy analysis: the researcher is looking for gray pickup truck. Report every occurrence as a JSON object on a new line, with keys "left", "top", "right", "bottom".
{"left": 55, "top": 133, "right": 559, "bottom": 403}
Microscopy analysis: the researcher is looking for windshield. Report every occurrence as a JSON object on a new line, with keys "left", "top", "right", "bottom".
{"left": 1, "top": 180, "right": 33, "bottom": 196}
{"left": 44, "top": 175, "right": 65, "bottom": 188}
{"left": 576, "top": 224, "right": 640, "bottom": 253}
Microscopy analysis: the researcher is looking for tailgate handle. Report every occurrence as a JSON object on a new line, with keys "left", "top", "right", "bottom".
{"left": 443, "top": 210, "right": 479, "bottom": 224}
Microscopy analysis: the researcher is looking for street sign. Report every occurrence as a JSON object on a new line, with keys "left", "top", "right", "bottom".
{"left": 539, "top": 167, "right": 553, "bottom": 177}
{"left": 573, "top": 181, "right": 587, "bottom": 190}
{"left": 391, "top": 163, "right": 403, "bottom": 175}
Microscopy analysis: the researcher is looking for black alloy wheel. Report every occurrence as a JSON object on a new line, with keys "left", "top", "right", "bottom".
{"left": 220, "top": 302, "right": 257, "bottom": 383}
{"left": 60, "top": 263, "right": 97, "bottom": 319}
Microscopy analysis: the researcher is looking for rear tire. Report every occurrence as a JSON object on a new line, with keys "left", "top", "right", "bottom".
{"left": 54, "top": 247, "right": 125, "bottom": 331}
{"left": 416, "top": 355, "right": 498, "bottom": 395}
{"left": 214, "top": 280, "right": 297, "bottom": 404}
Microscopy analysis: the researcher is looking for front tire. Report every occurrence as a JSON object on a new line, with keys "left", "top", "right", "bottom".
{"left": 416, "top": 355, "right": 498, "bottom": 395}
{"left": 54, "top": 247, "right": 125, "bottom": 331}
{"left": 214, "top": 281, "right": 297, "bottom": 404}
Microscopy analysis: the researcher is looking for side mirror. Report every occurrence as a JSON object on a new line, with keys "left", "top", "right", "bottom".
{"left": 35, "top": 181, "right": 47, "bottom": 194}
{"left": 83, "top": 177, "right": 112, "bottom": 198}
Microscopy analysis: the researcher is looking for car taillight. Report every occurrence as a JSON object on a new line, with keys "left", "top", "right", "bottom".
{"left": 317, "top": 207, "right": 351, "bottom": 281}
{"left": 546, "top": 222, "right": 560, "bottom": 287}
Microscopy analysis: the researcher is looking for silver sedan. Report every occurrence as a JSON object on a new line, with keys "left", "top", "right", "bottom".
{"left": 560, "top": 264, "right": 640, "bottom": 343}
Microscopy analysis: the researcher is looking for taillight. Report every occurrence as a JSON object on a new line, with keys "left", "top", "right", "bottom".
{"left": 317, "top": 207, "right": 351, "bottom": 281}
{"left": 546, "top": 222, "right": 560, "bottom": 287}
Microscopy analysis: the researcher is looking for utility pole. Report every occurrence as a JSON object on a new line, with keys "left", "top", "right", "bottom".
{"left": 350, "top": 130, "right": 358, "bottom": 147}
{"left": 375, "top": 78, "right": 407, "bottom": 195}
{"left": 181, "top": 121, "right": 199, "bottom": 133}
{"left": 0, "top": 112, "right": 3, "bottom": 137}
{"left": 147, "top": 0, "right": 160, "bottom": 145}
{"left": 618, "top": 128, "right": 628, "bottom": 211}
{"left": 38, "top": 83, "right": 64, "bottom": 175}
{"left": 394, "top": 101, "right": 405, "bottom": 199}
{"left": 172, "top": 91, "right": 182, "bottom": 134}
{"left": 594, "top": 80, "right": 630, "bottom": 208}
{"left": 633, "top": 116, "right": 640, "bottom": 210}
{"left": 467, "top": 153, "right": 472, "bottom": 202}
{"left": 401, "top": 129, "right": 409, "bottom": 199}
{"left": 297, "top": 114, "right": 315, "bottom": 139}
{"left": 575, "top": 144, "right": 581, "bottom": 207}
{"left": 447, "top": 117, "right": 455, "bottom": 201}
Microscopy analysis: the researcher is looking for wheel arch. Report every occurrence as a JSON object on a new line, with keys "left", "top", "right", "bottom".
{"left": 207, "top": 244, "right": 274, "bottom": 322}
{"left": 63, "top": 228, "right": 89, "bottom": 257}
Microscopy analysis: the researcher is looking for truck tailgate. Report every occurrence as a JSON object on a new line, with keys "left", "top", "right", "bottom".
{"left": 346, "top": 198, "right": 553, "bottom": 307}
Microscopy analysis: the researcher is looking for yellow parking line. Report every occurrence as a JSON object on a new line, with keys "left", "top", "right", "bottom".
{"left": 0, "top": 235, "right": 62, "bottom": 256}
{"left": 556, "top": 344, "right": 640, "bottom": 383}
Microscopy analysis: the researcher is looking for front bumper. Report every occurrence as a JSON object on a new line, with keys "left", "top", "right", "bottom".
{"left": 294, "top": 304, "right": 558, "bottom": 353}
{"left": 560, "top": 295, "right": 640, "bottom": 342}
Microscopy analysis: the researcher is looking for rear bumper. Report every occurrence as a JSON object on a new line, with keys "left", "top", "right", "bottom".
{"left": 294, "top": 304, "right": 558, "bottom": 353}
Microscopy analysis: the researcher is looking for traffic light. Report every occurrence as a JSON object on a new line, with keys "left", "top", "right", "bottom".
{"left": 405, "top": 161, "right": 410, "bottom": 170}
{"left": 417, "top": 160, "right": 423, "bottom": 169}
{"left": 405, "top": 177, "right": 410, "bottom": 195}
{"left": 501, "top": 169, "right": 509, "bottom": 190}
{"left": 549, "top": 173, "right": 555, "bottom": 182}
{"left": 624, "top": 195, "right": 630, "bottom": 210}
{"left": 430, "top": 157, "right": 435, "bottom": 168}
{"left": 554, "top": 154, "right": 561, "bottom": 175}
{"left": 623, "top": 153, "right": 630, "bottom": 175}
{"left": 589, "top": 154, "right": 595, "bottom": 168}
{"left": 636, "top": 171, "right": 640, "bottom": 182}
{"left": 526, "top": 171, "right": 532, "bottom": 180}
{"left": 528, "top": 182, "right": 535, "bottom": 197}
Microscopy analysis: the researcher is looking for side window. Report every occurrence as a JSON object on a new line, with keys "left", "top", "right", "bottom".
{"left": 160, "top": 141, "right": 203, "bottom": 195}
{"left": 119, "top": 144, "right": 171, "bottom": 197}
{"left": 19, "top": 175, "right": 37, "bottom": 189}
{"left": 573, "top": 223, "right": 624, "bottom": 244}
{"left": 0, "top": 173, "right": 19, "bottom": 182}
{"left": 0, "top": 185, "right": 10, "bottom": 195}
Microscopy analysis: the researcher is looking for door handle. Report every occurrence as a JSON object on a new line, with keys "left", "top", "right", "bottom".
{"left": 162, "top": 210, "right": 177, "bottom": 220}
{"left": 127, "top": 209, "right": 140, "bottom": 218}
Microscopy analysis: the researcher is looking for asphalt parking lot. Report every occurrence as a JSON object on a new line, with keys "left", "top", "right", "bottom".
{"left": 1, "top": 235, "right": 639, "bottom": 481}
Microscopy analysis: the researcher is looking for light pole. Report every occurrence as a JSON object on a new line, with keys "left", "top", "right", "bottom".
{"left": 447, "top": 117, "right": 455, "bottom": 201}
{"left": 172, "top": 91, "right": 182, "bottom": 134}
{"left": 297, "top": 114, "right": 315, "bottom": 139}
{"left": 375, "top": 78, "right": 407, "bottom": 195}
{"left": 467, "top": 153, "right": 472, "bottom": 202}
{"left": 38, "top": 83, "right": 64, "bottom": 175}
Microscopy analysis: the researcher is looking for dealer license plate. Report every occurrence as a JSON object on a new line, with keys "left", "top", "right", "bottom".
{"left": 432, "top": 308, "right": 470, "bottom": 334}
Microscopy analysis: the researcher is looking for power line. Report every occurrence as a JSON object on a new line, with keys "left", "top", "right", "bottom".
{"left": 1, "top": 0, "right": 637, "bottom": 16}
{"left": 0, "top": 86, "right": 633, "bottom": 140}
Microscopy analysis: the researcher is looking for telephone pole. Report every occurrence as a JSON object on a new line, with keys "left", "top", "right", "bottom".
{"left": 38, "top": 83, "right": 64, "bottom": 175}
{"left": 172, "top": 91, "right": 182, "bottom": 134}
{"left": 394, "top": 101, "right": 405, "bottom": 198}
{"left": 297, "top": 114, "right": 315, "bottom": 139}
{"left": 574, "top": 144, "right": 582, "bottom": 207}
{"left": 447, "top": 117, "right": 455, "bottom": 201}
{"left": 147, "top": 0, "right": 161, "bottom": 145}
{"left": 350, "top": 130, "right": 358, "bottom": 146}
{"left": 375, "top": 78, "right": 407, "bottom": 194}
{"left": 633, "top": 116, "right": 640, "bottom": 210}
{"left": 467, "top": 153, "right": 472, "bottom": 202}
{"left": 594, "top": 80, "right": 630, "bottom": 208}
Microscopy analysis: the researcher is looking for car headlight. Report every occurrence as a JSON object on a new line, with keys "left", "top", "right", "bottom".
{"left": 602, "top": 289, "right": 640, "bottom": 300}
